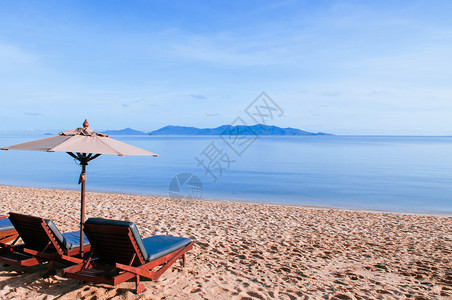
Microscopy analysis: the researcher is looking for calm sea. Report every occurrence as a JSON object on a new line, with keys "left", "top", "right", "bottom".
{"left": 0, "top": 134, "right": 451, "bottom": 215}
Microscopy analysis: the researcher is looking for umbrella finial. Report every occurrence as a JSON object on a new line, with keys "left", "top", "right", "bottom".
{"left": 83, "top": 119, "right": 89, "bottom": 128}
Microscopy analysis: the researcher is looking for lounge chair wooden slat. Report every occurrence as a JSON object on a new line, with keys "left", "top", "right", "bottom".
{"left": 0, "top": 230, "right": 19, "bottom": 245}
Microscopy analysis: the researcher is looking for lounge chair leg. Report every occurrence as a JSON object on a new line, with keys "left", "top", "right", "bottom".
{"left": 136, "top": 275, "right": 145, "bottom": 294}
{"left": 181, "top": 253, "right": 186, "bottom": 267}
{"left": 43, "top": 261, "right": 57, "bottom": 278}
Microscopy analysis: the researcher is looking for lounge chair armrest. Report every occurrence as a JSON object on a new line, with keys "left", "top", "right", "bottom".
{"left": 60, "top": 255, "right": 84, "bottom": 264}
{"left": 22, "top": 248, "right": 39, "bottom": 256}
{"left": 115, "top": 263, "right": 159, "bottom": 280}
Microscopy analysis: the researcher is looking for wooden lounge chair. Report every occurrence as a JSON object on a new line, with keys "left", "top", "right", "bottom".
{"left": 0, "top": 215, "right": 18, "bottom": 245}
{"left": 0, "top": 212, "right": 91, "bottom": 270}
{"left": 62, "top": 218, "right": 195, "bottom": 293}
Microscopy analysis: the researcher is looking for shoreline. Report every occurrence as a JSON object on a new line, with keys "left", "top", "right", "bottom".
{"left": 0, "top": 185, "right": 451, "bottom": 299}
{"left": 1, "top": 183, "right": 450, "bottom": 217}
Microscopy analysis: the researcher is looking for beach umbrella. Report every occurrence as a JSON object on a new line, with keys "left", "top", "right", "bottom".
{"left": 1, "top": 120, "right": 158, "bottom": 256}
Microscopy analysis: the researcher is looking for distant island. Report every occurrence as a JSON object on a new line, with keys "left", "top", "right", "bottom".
{"left": 149, "top": 125, "right": 330, "bottom": 135}
{"left": 103, "top": 125, "right": 331, "bottom": 136}
{"left": 102, "top": 128, "right": 147, "bottom": 135}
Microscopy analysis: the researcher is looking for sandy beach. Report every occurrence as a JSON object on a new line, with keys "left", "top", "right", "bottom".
{"left": 0, "top": 185, "right": 450, "bottom": 299}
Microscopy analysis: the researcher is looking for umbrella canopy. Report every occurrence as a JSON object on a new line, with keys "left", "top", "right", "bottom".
{"left": 1, "top": 124, "right": 157, "bottom": 157}
{"left": 1, "top": 120, "right": 158, "bottom": 256}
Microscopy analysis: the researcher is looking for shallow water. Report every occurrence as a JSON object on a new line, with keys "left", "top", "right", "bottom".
{"left": 0, "top": 134, "right": 451, "bottom": 215}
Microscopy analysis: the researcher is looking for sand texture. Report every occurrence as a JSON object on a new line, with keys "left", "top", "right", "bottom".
{"left": 0, "top": 185, "right": 450, "bottom": 299}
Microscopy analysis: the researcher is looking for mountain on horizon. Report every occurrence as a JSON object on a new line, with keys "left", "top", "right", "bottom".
{"left": 102, "top": 128, "right": 146, "bottom": 135}
{"left": 148, "top": 124, "right": 331, "bottom": 136}
{"left": 101, "top": 125, "right": 331, "bottom": 136}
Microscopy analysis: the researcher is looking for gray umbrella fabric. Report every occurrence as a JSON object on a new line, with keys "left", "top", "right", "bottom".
{"left": 2, "top": 127, "right": 157, "bottom": 156}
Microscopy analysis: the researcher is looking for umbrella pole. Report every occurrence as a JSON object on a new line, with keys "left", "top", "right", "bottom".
{"left": 80, "top": 163, "right": 86, "bottom": 257}
{"left": 75, "top": 153, "right": 100, "bottom": 258}
{"left": 67, "top": 151, "right": 88, "bottom": 257}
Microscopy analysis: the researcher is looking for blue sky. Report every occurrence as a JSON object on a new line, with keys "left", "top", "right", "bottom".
{"left": 0, "top": 0, "right": 451, "bottom": 134}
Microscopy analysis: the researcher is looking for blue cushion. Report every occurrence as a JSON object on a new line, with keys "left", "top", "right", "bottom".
{"left": 43, "top": 219, "right": 66, "bottom": 247}
{"left": 44, "top": 219, "right": 89, "bottom": 250}
{"left": 61, "top": 231, "right": 90, "bottom": 249}
{"left": 142, "top": 235, "right": 192, "bottom": 261}
{"left": 0, "top": 217, "right": 15, "bottom": 232}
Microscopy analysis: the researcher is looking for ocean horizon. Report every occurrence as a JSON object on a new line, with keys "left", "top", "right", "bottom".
{"left": 1, "top": 134, "right": 451, "bottom": 216}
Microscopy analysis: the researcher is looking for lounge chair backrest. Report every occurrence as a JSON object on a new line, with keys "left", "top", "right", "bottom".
{"left": 84, "top": 218, "right": 148, "bottom": 266}
{"left": 8, "top": 212, "right": 65, "bottom": 253}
